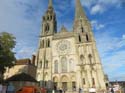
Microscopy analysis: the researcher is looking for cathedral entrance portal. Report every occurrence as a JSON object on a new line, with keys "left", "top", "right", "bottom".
{"left": 36, "top": 0, "right": 107, "bottom": 91}
{"left": 61, "top": 75, "right": 68, "bottom": 90}
{"left": 53, "top": 77, "right": 58, "bottom": 90}
{"left": 72, "top": 82, "right": 76, "bottom": 91}
{"left": 62, "top": 82, "right": 67, "bottom": 90}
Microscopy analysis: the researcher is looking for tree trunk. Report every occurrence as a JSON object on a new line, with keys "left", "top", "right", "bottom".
{"left": 0, "top": 71, "right": 3, "bottom": 84}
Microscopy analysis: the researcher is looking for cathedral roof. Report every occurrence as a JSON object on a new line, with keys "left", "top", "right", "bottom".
{"left": 60, "top": 25, "right": 68, "bottom": 33}
{"left": 75, "top": 0, "right": 87, "bottom": 20}
{"left": 53, "top": 26, "right": 74, "bottom": 40}
{"left": 48, "top": 0, "right": 53, "bottom": 8}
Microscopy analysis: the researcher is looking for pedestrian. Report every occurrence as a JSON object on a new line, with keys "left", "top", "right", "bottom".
{"left": 54, "top": 85, "right": 57, "bottom": 93}
{"left": 0, "top": 84, "right": 2, "bottom": 93}
{"left": 2, "top": 85, "right": 7, "bottom": 93}
{"left": 63, "top": 89, "right": 65, "bottom": 93}
{"left": 59, "top": 88, "right": 62, "bottom": 93}
{"left": 63, "top": 87, "right": 66, "bottom": 93}
{"left": 89, "top": 87, "right": 96, "bottom": 93}
{"left": 110, "top": 88, "right": 114, "bottom": 93}
{"left": 6, "top": 83, "right": 15, "bottom": 93}
{"left": 54, "top": 85, "right": 57, "bottom": 91}
{"left": 79, "top": 88, "right": 81, "bottom": 93}
{"left": 82, "top": 87, "right": 84, "bottom": 93}
{"left": 73, "top": 86, "right": 76, "bottom": 91}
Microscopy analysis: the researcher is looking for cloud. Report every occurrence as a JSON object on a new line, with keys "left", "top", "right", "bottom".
{"left": 54, "top": 0, "right": 72, "bottom": 17}
{"left": 91, "top": 20, "right": 105, "bottom": 30}
{"left": 122, "top": 34, "right": 125, "bottom": 39}
{"left": 16, "top": 46, "right": 35, "bottom": 59}
{"left": 77, "top": 0, "right": 96, "bottom": 8}
{"left": 96, "top": 32, "right": 125, "bottom": 56}
{"left": 79, "top": 0, "right": 124, "bottom": 14}
{"left": 13, "top": 41, "right": 37, "bottom": 59}
{"left": 102, "top": 50, "right": 125, "bottom": 81}
{"left": 0, "top": 0, "right": 42, "bottom": 59}
{"left": 91, "top": 4, "right": 105, "bottom": 14}
{"left": 95, "top": 30, "right": 125, "bottom": 80}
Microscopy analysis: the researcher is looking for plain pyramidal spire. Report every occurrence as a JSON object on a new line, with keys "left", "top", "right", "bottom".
{"left": 75, "top": 0, "right": 87, "bottom": 20}
{"left": 48, "top": 0, "right": 53, "bottom": 7}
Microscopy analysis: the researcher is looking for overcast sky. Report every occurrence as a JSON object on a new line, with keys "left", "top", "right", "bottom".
{"left": 0, "top": 0, "right": 125, "bottom": 81}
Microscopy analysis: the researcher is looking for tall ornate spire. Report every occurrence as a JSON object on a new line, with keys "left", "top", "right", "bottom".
{"left": 48, "top": 0, "right": 53, "bottom": 8}
{"left": 75, "top": 0, "right": 87, "bottom": 20}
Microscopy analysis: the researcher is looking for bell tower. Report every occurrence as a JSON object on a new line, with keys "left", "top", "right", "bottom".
{"left": 73, "top": 0, "right": 106, "bottom": 90}
{"left": 74, "top": 0, "right": 94, "bottom": 43}
{"left": 36, "top": 0, "right": 57, "bottom": 88}
{"left": 41, "top": 0, "right": 57, "bottom": 36}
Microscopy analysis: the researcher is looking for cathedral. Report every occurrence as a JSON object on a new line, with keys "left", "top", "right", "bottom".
{"left": 35, "top": 0, "right": 106, "bottom": 92}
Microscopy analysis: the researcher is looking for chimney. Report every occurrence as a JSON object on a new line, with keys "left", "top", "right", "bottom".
{"left": 31, "top": 55, "right": 36, "bottom": 65}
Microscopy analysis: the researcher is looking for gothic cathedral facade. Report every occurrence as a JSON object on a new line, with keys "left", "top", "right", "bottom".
{"left": 36, "top": 0, "right": 106, "bottom": 91}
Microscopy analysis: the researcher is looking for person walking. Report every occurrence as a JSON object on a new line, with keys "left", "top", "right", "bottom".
{"left": 59, "top": 88, "right": 62, "bottom": 93}
{"left": 0, "top": 84, "right": 2, "bottom": 93}
{"left": 6, "top": 83, "right": 15, "bottom": 93}
{"left": 79, "top": 88, "right": 82, "bottom": 93}
{"left": 110, "top": 88, "right": 114, "bottom": 93}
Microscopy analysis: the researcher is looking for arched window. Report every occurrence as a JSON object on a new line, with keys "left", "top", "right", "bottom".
{"left": 48, "top": 39, "right": 50, "bottom": 47}
{"left": 80, "top": 55, "right": 84, "bottom": 64}
{"left": 83, "top": 78, "right": 85, "bottom": 85}
{"left": 54, "top": 60, "right": 58, "bottom": 73}
{"left": 69, "top": 59, "right": 74, "bottom": 72}
{"left": 79, "top": 35, "right": 81, "bottom": 42}
{"left": 38, "top": 61, "right": 42, "bottom": 69}
{"left": 50, "top": 15, "right": 53, "bottom": 20}
{"left": 44, "top": 73, "right": 48, "bottom": 87}
{"left": 47, "top": 24, "right": 49, "bottom": 31}
{"left": 88, "top": 54, "right": 92, "bottom": 64}
{"left": 45, "top": 24, "right": 49, "bottom": 32}
{"left": 46, "top": 39, "right": 50, "bottom": 47}
{"left": 45, "top": 60, "right": 48, "bottom": 69}
{"left": 45, "top": 25, "right": 47, "bottom": 31}
{"left": 47, "top": 16, "right": 49, "bottom": 20}
{"left": 61, "top": 57, "right": 67, "bottom": 72}
{"left": 81, "top": 27, "right": 84, "bottom": 32}
{"left": 92, "top": 78, "right": 95, "bottom": 85}
{"left": 40, "top": 61, "right": 42, "bottom": 68}
{"left": 42, "top": 40, "right": 44, "bottom": 48}
{"left": 86, "top": 34, "right": 89, "bottom": 41}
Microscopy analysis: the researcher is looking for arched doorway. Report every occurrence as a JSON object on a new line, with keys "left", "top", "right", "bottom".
{"left": 44, "top": 73, "right": 48, "bottom": 87}
{"left": 53, "top": 76, "right": 58, "bottom": 90}
{"left": 71, "top": 75, "right": 76, "bottom": 91}
{"left": 61, "top": 75, "right": 68, "bottom": 90}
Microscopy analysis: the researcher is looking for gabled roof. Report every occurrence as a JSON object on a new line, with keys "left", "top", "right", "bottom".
{"left": 60, "top": 25, "right": 68, "bottom": 33}
{"left": 5, "top": 73, "right": 37, "bottom": 82}
{"left": 15, "top": 58, "right": 31, "bottom": 65}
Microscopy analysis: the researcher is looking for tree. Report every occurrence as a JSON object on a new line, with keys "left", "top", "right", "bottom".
{"left": 0, "top": 32, "right": 16, "bottom": 82}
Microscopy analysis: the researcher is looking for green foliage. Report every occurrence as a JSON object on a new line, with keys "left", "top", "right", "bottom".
{"left": 0, "top": 32, "right": 16, "bottom": 74}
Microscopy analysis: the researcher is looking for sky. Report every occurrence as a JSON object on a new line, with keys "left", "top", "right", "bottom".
{"left": 0, "top": 0, "right": 125, "bottom": 81}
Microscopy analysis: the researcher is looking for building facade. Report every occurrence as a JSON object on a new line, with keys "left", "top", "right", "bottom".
{"left": 4, "top": 58, "right": 36, "bottom": 79}
{"left": 36, "top": 0, "right": 106, "bottom": 92}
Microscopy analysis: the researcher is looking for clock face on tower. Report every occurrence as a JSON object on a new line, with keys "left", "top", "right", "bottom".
{"left": 56, "top": 40, "right": 71, "bottom": 53}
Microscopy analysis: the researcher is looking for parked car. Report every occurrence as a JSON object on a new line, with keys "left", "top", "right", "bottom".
{"left": 40, "top": 87, "right": 47, "bottom": 93}
{"left": 16, "top": 86, "right": 41, "bottom": 93}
